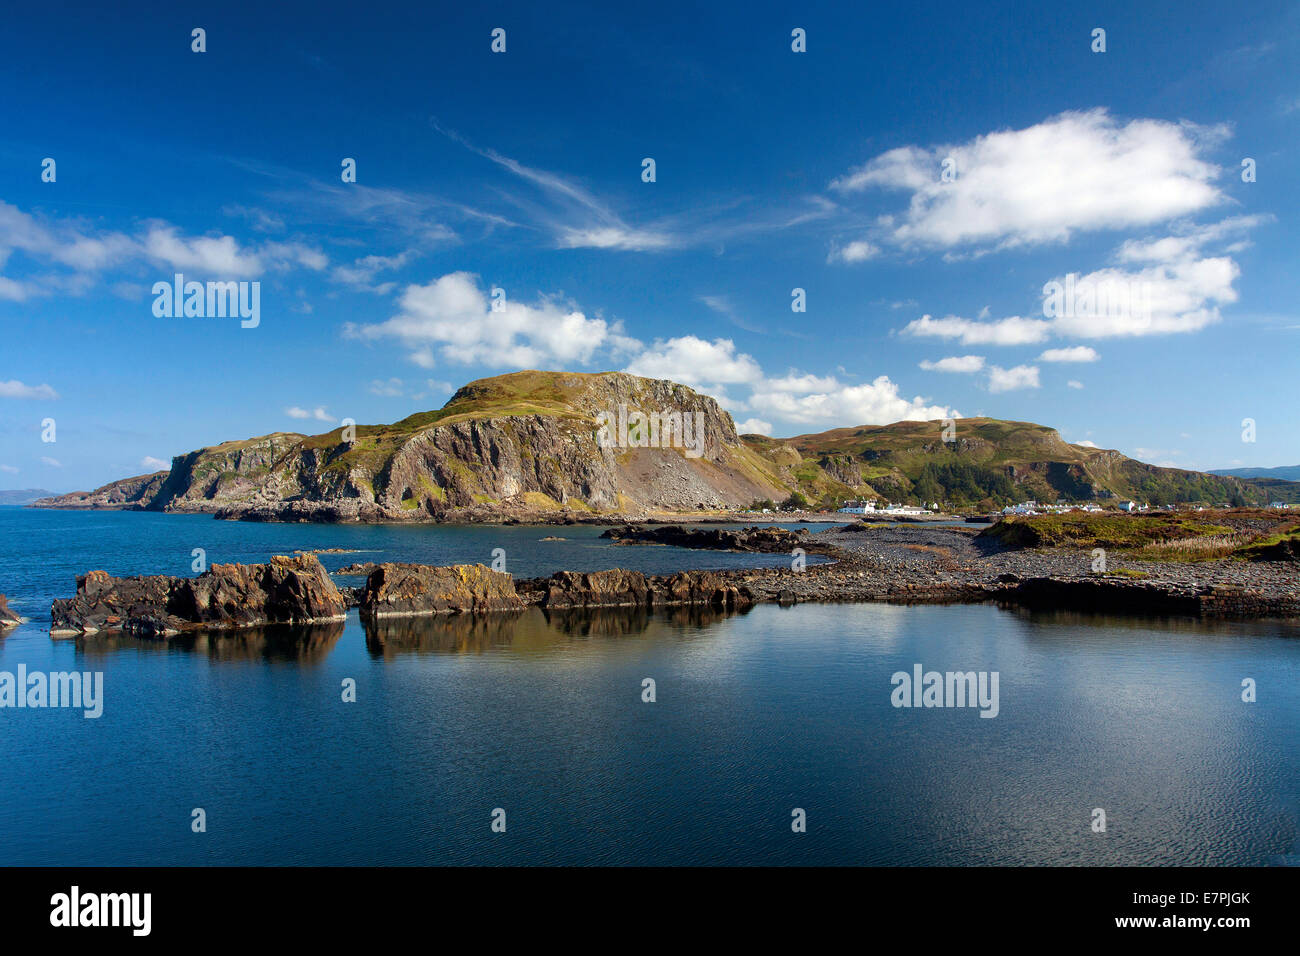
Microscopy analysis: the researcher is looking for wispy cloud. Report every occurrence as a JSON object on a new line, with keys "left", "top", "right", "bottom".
{"left": 919, "top": 355, "right": 985, "bottom": 373}
{"left": 0, "top": 379, "right": 59, "bottom": 400}
{"left": 285, "top": 406, "right": 336, "bottom": 423}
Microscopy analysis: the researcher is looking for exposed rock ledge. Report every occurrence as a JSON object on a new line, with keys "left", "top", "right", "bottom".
{"left": 0, "top": 593, "right": 23, "bottom": 629}
{"left": 359, "top": 563, "right": 525, "bottom": 617}
{"left": 50, "top": 554, "right": 347, "bottom": 637}
{"left": 515, "top": 569, "right": 754, "bottom": 610}
{"left": 49, "top": 559, "right": 758, "bottom": 638}
{"left": 599, "top": 524, "right": 813, "bottom": 553}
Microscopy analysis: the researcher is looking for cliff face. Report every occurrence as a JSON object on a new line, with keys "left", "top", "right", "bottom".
{"left": 35, "top": 371, "right": 790, "bottom": 521}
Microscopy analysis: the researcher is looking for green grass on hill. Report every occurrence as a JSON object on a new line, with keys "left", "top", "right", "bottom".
{"left": 980, "top": 512, "right": 1234, "bottom": 550}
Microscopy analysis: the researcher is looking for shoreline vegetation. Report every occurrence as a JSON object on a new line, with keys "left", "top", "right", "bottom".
{"left": 40, "top": 510, "right": 1300, "bottom": 637}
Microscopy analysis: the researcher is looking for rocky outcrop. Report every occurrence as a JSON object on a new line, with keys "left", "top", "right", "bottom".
{"left": 0, "top": 593, "right": 22, "bottom": 629}
{"left": 525, "top": 570, "right": 655, "bottom": 609}
{"left": 50, "top": 554, "right": 346, "bottom": 637}
{"left": 658, "top": 571, "right": 755, "bottom": 609}
{"left": 358, "top": 563, "right": 525, "bottom": 617}
{"left": 600, "top": 524, "right": 811, "bottom": 552}
{"left": 517, "top": 568, "right": 756, "bottom": 611}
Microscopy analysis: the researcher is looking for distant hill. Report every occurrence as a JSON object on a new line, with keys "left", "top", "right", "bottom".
{"left": 29, "top": 370, "right": 1278, "bottom": 520}
{"left": 747, "top": 417, "right": 1268, "bottom": 510}
{"left": 0, "top": 488, "right": 56, "bottom": 506}
{"left": 1209, "top": 465, "right": 1300, "bottom": 481}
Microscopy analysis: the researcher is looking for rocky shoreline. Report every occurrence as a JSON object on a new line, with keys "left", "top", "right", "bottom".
{"left": 41, "top": 521, "right": 1299, "bottom": 638}
{"left": 746, "top": 524, "right": 1300, "bottom": 619}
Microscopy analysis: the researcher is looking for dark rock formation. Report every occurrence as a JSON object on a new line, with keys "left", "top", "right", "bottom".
{"left": 0, "top": 593, "right": 22, "bottom": 628}
{"left": 658, "top": 570, "right": 755, "bottom": 608}
{"left": 525, "top": 569, "right": 655, "bottom": 609}
{"left": 358, "top": 563, "right": 525, "bottom": 617}
{"left": 517, "top": 568, "right": 755, "bottom": 611}
{"left": 600, "top": 524, "right": 810, "bottom": 552}
{"left": 50, "top": 554, "right": 346, "bottom": 637}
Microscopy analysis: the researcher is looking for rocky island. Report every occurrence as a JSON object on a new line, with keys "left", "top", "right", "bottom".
{"left": 30, "top": 370, "right": 1297, "bottom": 524}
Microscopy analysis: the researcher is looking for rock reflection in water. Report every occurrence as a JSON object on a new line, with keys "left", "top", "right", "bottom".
{"left": 72, "top": 620, "right": 345, "bottom": 663}
{"left": 363, "top": 603, "right": 751, "bottom": 658}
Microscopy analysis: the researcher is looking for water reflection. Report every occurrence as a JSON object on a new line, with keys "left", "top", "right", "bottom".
{"left": 363, "top": 609, "right": 531, "bottom": 656}
{"left": 362, "top": 603, "right": 752, "bottom": 657}
{"left": 72, "top": 620, "right": 345, "bottom": 663}
{"left": 1003, "top": 605, "right": 1300, "bottom": 641}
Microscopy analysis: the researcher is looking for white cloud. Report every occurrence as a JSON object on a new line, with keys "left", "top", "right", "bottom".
{"left": 1038, "top": 346, "right": 1099, "bottom": 362}
{"left": 1044, "top": 217, "right": 1262, "bottom": 338}
{"left": 0, "top": 380, "right": 58, "bottom": 400}
{"left": 831, "top": 109, "right": 1225, "bottom": 251}
{"left": 903, "top": 314, "right": 1051, "bottom": 346}
{"left": 734, "top": 418, "right": 774, "bottom": 435}
{"left": 988, "top": 365, "right": 1040, "bottom": 392}
{"left": 1047, "top": 257, "right": 1239, "bottom": 338}
{"left": 352, "top": 272, "right": 626, "bottom": 369}
{"left": 141, "top": 456, "right": 170, "bottom": 470}
{"left": 1067, "top": 380, "right": 1085, "bottom": 389}
{"left": 557, "top": 226, "right": 674, "bottom": 251}
{"left": 624, "top": 335, "right": 764, "bottom": 387}
{"left": 919, "top": 355, "right": 985, "bottom": 373}
{"left": 829, "top": 240, "right": 880, "bottom": 264}
{"left": 40, "top": 456, "right": 61, "bottom": 467}
{"left": 0, "top": 200, "right": 329, "bottom": 302}
{"left": 141, "top": 226, "right": 263, "bottom": 277}
{"left": 0, "top": 464, "right": 17, "bottom": 474}
{"left": 1073, "top": 440, "right": 1098, "bottom": 448}
{"left": 764, "top": 372, "right": 842, "bottom": 393}
{"left": 747, "top": 374, "right": 955, "bottom": 426}
{"left": 0, "top": 276, "right": 34, "bottom": 301}
{"left": 369, "top": 378, "right": 405, "bottom": 397}
{"left": 286, "top": 406, "right": 336, "bottom": 423}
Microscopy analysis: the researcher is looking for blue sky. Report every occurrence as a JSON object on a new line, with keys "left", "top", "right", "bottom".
{"left": 2, "top": 0, "right": 1297, "bottom": 491}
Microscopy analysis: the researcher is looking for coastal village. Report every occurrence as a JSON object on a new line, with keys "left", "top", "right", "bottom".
{"left": 828, "top": 496, "right": 1296, "bottom": 520}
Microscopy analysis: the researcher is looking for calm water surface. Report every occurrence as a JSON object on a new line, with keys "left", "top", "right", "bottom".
{"left": 0, "top": 508, "right": 1296, "bottom": 865}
